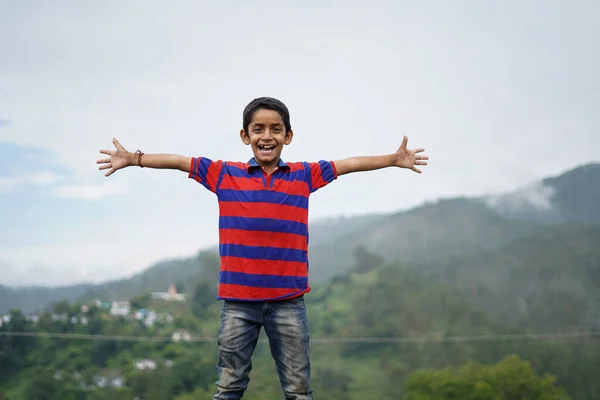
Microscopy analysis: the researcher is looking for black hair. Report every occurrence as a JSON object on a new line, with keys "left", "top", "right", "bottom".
{"left": 242, "top": 97, "right": 292, "bottom": 133}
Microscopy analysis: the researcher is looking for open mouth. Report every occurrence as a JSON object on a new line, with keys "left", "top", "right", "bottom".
{"left": 257, "top": 144, "right": 276, "bottom": 155}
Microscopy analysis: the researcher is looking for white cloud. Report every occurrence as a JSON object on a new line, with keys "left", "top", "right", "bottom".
{"left": 52, "top": 182, "right": 125, "bottom": 200}
{"left": 0, "top": 172, "right": 60, "bottom": 192}
{"left": 484, "top": 182, "right": 557, "bottom": 213}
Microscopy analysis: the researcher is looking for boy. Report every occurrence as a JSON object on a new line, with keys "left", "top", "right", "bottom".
{"left": 96, "top": 97, "right": 428, "bottom": 399}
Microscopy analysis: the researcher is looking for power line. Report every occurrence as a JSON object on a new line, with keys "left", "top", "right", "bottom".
{"left": 1, "top": 330, "right": 599, "bottom": 344}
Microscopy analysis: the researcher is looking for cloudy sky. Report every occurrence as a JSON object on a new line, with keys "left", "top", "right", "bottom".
{"left": 1, "top": 0, "right": 598, "bottom": 286}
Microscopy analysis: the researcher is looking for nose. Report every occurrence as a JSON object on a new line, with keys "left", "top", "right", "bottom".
{"left": 262, "top": 129, "right": 274, "bottom": 140}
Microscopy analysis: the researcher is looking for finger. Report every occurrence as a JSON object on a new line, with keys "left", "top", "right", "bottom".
{"left": 416, "top": 155, "right": 429, "bottom": 160}
{"left": 98, "top": 164, "right": 111, "bottom": 170}
{"left": 415, "top": 161, "right": 428, "bottom": 166}
{"left": 99, "top": 149, "right": 113, "bottom": 156}
{"left": 412, "top": 167, "right": 422, "bottom": 173}
{"left": 400, "top": 135, "right": 408, "bottom": 149}
{"left": 414, "top": 148, "right": 425, "bottom": 153}
{"left": 96, "top": 158, "right": 111, "bottom": 164}
{"left": 105, "top": 168, "right": 115, "bottom": 177}
{"left": 113, "top": 137, "right": 125, "bottom": 150}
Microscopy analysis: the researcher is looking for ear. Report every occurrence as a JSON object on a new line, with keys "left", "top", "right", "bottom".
{"left": 284, "top": 129, "right": 294, "bottom": 145}
{"left": 240, "top": 129, "right": 250, "bottom": 145}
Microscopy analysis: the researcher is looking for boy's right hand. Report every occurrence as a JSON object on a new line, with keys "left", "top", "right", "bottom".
{"left": 97, "top": 138, "right": 133, "bottom": 177}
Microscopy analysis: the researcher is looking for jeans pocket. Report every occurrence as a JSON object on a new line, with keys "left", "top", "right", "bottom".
{"left": 287, "top": 296, "right": 306, "bottom": 310}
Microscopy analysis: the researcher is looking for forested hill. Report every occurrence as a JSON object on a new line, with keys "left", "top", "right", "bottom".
{"left": 1, "top": 161, "right": 599, "bottom": 314}
{"left": 2, "top": 221, "right": 599, "bottom": 398}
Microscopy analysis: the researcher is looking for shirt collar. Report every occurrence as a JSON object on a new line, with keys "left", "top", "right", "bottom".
{"left": 246, "top": 157, "right": 289, "bottom": 171}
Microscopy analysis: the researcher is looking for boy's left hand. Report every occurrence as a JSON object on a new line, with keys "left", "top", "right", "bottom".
{"left": 395, "top": 135, "right": 429, "bottom": 173}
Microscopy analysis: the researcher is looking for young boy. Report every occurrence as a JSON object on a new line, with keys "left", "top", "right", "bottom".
{"left": 97, "top": 97, "right": 428, "bottom": 400}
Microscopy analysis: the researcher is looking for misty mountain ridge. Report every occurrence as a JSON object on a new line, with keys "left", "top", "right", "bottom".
{"left": 482, "top": 162, "right": 600, "bottom": 224}
{"left": 1, "top": 161, "right": 599, "bottom": 314}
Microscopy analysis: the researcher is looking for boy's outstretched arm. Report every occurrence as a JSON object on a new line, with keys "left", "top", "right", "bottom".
{"left": 97, "top": 138, "right": 191, "bottom": 177}
{"left": 334, "top": 135, "right": 429, "bottom": 176}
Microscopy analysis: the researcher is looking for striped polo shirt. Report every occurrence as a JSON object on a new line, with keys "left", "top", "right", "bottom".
{"left": 189, "top": 156, "right": 337, "bottom": 302}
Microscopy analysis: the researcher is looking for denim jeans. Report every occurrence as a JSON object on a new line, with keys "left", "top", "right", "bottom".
{"left": 212, "top": 296, "right": 313, "bottom": 400}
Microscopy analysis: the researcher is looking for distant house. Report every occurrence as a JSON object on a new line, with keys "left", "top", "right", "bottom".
{"left": 110, "top": 300, "right": 131, "bottom": 316}
{"left": 93, "top": 370, "right": 125, "bottom": 388}
{"left": 151, "top": 284, "right": 186, "bottom": 302}
{"left": 134, "top": 359, "right": 157, "bottom": 371}
{"left": 89, "top": 300, "right": 112, "bottom": 311}
{"left": 134, "top": 308, "right": 158, "bottom": 327}
{"left": 172, "top": 329, "right": 192, "bottom": 343}
{"left": 52, "top": 313, "right": 68, "bottom": 322}
{"left": 25, "top": 314, "right": 40, "bottom": 324}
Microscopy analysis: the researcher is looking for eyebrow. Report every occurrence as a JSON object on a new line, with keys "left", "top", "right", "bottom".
{"left": 251, "top": 122, "right": 282, "bottom": 128}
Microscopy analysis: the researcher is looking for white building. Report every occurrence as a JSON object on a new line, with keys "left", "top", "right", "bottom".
{"left": 172, "top": 330, "right": 192, "bottom": 343}
{"left": 134, "top": 359, "right": 157, "bottom": 371}
{"left": 110, "top": 300, "right": 131, "bottom": 317}
{"left": 134, "top": 309, "right": 158, "bottom": 327}
{"left": 151, "top": 284, "right": 186, "bottom": 302}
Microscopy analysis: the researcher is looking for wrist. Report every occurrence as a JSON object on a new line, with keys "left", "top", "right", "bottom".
{"left": 126, "top": 152, "right": 137, "bottom": 167}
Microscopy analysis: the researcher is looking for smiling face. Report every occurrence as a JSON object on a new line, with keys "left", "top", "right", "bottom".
{"left": 240, "top": 108, "right": 293, "bottom": 171}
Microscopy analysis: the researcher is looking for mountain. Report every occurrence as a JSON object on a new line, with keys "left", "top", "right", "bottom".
{"left": 76, "top": 252, "right": 216, "bottom": 304}
{"left": 483, "top": 162, "right": 600, "bottom": 224}
{"left": 1, "top": 162, "right": 598, "bottom": 315}
{"left": 423, "top": 224, "right": 600, "bottom": 331}
{"left": 0, "top": 283, "right": 94, "bottom": 315}
{"left": 0, "top": 253, "right": 216, "bottom": 314}
{"left": 307, "top": 162, "right": 600, "bottom": 282}
{"left": 306, "top": 197, "right": 536, "bottom": 282}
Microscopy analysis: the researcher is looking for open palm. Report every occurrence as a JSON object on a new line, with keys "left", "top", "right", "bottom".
{"left": 396, "top": 135, "right": 429, "bottom": 173}
{"left": 97, "top": 138, "right": 130, "bottom": 177}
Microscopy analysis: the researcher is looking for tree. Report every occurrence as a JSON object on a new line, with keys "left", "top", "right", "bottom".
{"left": 191, "top": 282, "right": 215, "bottom": 319}
{"left": 403, "top": 355, "right": 570, "bottom": 400}
{"left": 352, "top": 245, "right": 385, "bottom": 273}
{"left": 175, "top": 281, "right": 185, "bottom": 294}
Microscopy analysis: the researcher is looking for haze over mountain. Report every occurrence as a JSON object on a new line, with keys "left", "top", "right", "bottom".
{"left": 483, "top": 162, "right": 600, "bottom": 224}
{"left": 1, "top": 161, "right": 598, "bottom": 314}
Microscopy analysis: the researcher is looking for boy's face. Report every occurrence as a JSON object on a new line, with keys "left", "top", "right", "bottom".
{"left": 240, "top": 108, "right": 293, "bottom": 168}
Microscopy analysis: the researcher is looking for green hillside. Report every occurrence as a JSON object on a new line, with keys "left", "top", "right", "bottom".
{"left": 0, "top": 255, "right": 211, "bottom": 315}
{"left": 307, "top": 197, "right": 539, "bottom": 282}
{"left": 2, "top": 229, "right": 599, "bottom": 399}
{"left": 0, "top": 284, "right": 94, "bottom": 315}
{"left": 423, "top": 224, "right": 600, "bottom": 332}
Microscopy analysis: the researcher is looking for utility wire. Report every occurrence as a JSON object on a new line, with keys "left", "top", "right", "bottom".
{"left": 1, "top": 330, "right": 599, "bottom": 344}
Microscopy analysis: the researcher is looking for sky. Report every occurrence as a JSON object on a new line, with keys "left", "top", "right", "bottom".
{"left": 0, "top": 0, "right": 598, "bottom": 287}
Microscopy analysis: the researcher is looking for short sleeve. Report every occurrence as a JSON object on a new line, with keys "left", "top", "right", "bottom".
{"left": 305, "top": 160, "right": 337, "bottom": 193}
{"left": 188, "top": 157, "right": 224, "bottom": 193}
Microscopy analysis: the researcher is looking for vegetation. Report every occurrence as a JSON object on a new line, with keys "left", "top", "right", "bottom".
{"left": 404, "top": 355, "right": 570, "bottom": 400}
{"left": 2, "top": 233, "right": 599, "bottom": 399}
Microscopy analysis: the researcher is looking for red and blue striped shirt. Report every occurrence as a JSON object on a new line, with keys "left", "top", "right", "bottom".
{"left": 189, "top": 157, "right": 337, "bottom": 302}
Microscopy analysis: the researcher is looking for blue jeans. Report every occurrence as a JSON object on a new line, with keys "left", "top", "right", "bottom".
{"left": 213, "top": 296, "right": 313, "bottom": 400}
